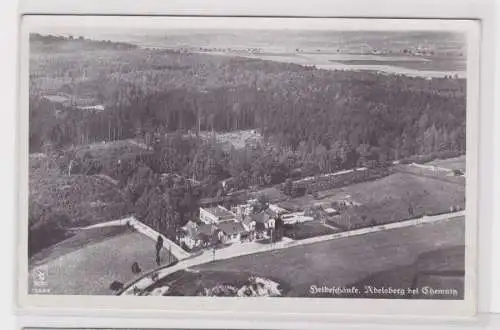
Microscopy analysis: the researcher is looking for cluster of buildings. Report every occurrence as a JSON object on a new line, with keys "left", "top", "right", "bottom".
{"left": 178, "top": 199, "right": 320, "bottom": 250}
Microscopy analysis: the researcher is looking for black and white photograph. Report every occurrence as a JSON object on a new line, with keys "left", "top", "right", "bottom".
{"left": 18, "top": 16, "right": 480, "bottom": 316}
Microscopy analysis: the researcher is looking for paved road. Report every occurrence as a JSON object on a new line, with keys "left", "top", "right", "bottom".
{"left": 119, "top": 210, "right": 465, "bottom": 295}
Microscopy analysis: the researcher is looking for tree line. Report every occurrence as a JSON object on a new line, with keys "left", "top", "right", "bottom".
{"left": 28, "top": 37, "right": 466, "bottom": 249}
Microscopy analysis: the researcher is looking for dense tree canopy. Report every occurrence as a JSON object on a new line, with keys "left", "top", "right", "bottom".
{"left": 28, "top": 35, "right": 466, "bottom": 247}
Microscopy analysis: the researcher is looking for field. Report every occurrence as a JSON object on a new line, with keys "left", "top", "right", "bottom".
{"left": 279, "top": 172, "right": 465, "bottom": 229}
{"left": 29, "top": 226, "right": 176, "bottom": 295}
{"left": 251, "top": 186, "right": 288, "bottom": 203}
{"left": 351, "top": 246, "right": 464, "bottom": 299}
{"left": 278, "top": 190, "right": 353, "bottom": 212}
{"left": 176, "top": 217, "right": 465, "bottom": 297}
{"left": 30, "top": 226, "right": 129, "bottom": 266}
{"left": 427, "top": 155, "right": 466, "bottom": 172}
{"left": 394, "top": 164, "right": 466, "bottom": 186}
{"left": 121, "top": 30, "right": 465, "bottom": 77}
{"left": 283, "top": 221, "right": 339, "bottom": 240}
{"left": 197, "top": 129, "right": 263, "bottom": 151}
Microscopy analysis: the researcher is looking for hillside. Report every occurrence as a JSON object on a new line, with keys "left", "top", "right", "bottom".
{"left": 30, "top": 33, "right": 137, "bottom": 53}
{"left": 29, "top": 155, "right": 131, "bottom": 256}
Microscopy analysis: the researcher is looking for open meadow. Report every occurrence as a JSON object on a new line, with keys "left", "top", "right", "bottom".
{"left": 283, "top": 220, "right": 339, "bottom": 240}
{"left": 351, "top": 245, "right": 464, "bottom": 299}
{"left": 29, "top": 226, "right": 176, "bottom": 295}
{"left": 427, "top": 155, "right": 466, "bottom": 172}
{"left": 153, "top": 217, "right": 464, "bottom": 297}
{"left": 278, "top": 171, "right": 464, "bottom": 229}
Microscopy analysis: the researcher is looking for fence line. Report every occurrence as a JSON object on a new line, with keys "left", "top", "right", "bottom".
{"left": 284, "top": 210, "right": 465, "bottom": 248}
{"left": 79, "top": 216, "right": 190, "bottom": 260}
{"left": 126, "top": 218, "right": 190, "bottom": 260}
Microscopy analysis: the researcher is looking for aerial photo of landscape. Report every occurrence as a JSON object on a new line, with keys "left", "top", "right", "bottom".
{"left": 28, "top": 24, "right": 467, "bottom": 300}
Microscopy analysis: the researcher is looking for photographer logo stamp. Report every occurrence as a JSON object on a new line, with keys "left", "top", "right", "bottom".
{"left": 32, "top": 265, "right": 50, "bottom": 294}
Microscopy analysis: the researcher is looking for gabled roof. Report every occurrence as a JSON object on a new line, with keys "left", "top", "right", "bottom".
{"left": 196, "top": 232, "right": 211, "bottom": 243}
{"left": 183, "top": 220, "right": 198, "bottom": 231}
{"left": 217, "top": 221, "right": 246, "bottom": 236}
{"left": 198, "top": 223, "right": 215, "bottom": 236}
{"left": 251, "top": 212, "right": 272, "bottom": 224}
{"left": 242, "top": 215, "right": 256, "bottom": 227}
{"left": 182, "top": 221, "right": 199, "bottom": 238}
{"left": 203, "top": 205, "right": 236, "bottom": 220}
{"left": 268, "top": 204, "right": 288, "bottom": 215}
{"left": 264, "top": 208, "right": 277, "bottom": 218}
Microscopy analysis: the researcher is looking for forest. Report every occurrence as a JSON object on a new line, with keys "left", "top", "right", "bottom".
{"left": 29, "top": 35, "right": 466, "bottom": 161}
{"left": 28, "top": 34, "right": 466, "bottom": 251}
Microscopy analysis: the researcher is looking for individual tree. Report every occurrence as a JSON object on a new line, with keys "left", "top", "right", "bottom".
{"left": 283, "top": 178, "right": 293, "bottom": 196}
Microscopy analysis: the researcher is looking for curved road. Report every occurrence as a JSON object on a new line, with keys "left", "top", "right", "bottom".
{"left": 119, "top": 210, "right": 465, "bottom": 295}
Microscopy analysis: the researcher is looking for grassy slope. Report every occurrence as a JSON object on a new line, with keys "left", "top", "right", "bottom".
{"left": 29, "top": 228, "right": 176, "bottom": 295}
{"left": 427, "top": 156, "right": 466, "bottom": 172}
{"left": 29, "top": 226, "right": 130, "bottom": 267}
{"left": 350, "top": 246, "right": 464, "bottom": 299}
{"left": 280, "top": 172, "right": 465, "bottom": 227}
{"left": 283, "top": 221, "right": 339, "bottom": 240}
{"left": 342, "top": 172, "right": 465, "bottom": 221}
{"left": 189, "top": 217, "right": 464, "bottom": 297}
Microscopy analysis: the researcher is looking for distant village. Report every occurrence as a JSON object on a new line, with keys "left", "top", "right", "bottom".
{"left": 181, "top": 45, "right": 462, "bottom": 57}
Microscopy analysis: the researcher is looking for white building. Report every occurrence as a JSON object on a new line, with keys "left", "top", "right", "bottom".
{"left": 281, "top": 211, "right": 314, "bottom": 225}
{"left": 199, "top": 205, "right": 237, "bottom": 224}
{"left": 323, "top": 208, "right": 339, "bottom": 216}
{"left": 268, "top": 204, "right": 288, "bottom": 215}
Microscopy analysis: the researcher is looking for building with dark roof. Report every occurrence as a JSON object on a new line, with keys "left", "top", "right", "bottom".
{"left": 179, "top": 221, "right": 216, "bottom": 250}
{"left": 217, "top": 221, "right": 247, "bottom": 243}
{"left": 251, "top": 211, "right": 276, "bottom": 229}
{"left": 198, "top": 223, "right": 215, "bottom": 236}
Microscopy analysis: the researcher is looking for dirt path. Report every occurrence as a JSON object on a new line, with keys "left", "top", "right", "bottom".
{"left": 127, "top": 139, "right": 149, "bottom": 150}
